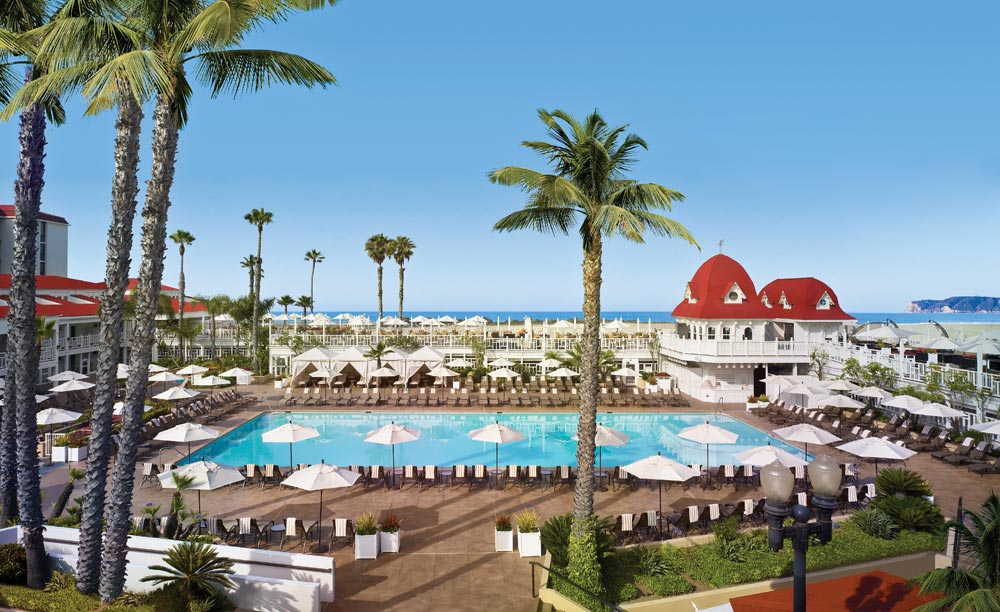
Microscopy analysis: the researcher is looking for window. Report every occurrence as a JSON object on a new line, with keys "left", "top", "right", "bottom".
{"left": 37, "top": 221, "right": 46, "bottom": 275}
{"left": 722, "top": 327, "right": 731, "bottom": 340}
{"left": 707, "top": 327, "right": 716, "bottom": 340}
{"left": 743, "top": 327, "right": 753, "bottom": 340}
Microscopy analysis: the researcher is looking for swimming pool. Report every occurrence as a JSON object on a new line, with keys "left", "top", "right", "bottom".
{"left": 185, "top": 412, "right": 811, "bottom": 468}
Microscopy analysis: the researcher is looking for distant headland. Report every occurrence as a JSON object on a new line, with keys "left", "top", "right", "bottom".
{"left": 905, "top": 296, "right": 1000, "bottom": 314}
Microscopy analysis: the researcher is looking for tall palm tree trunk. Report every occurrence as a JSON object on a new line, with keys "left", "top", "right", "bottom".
{"left": 250, "top": 233, "right": 262, "bottom": 372}
{"left": 209, "top": 315, "right": 216, "bottom": 358}
{"left": 177, "top": 246, "right": 185, "bottom": 359}
{"left": 398, "top": 265, "right": 404, "bottom": 319}
{"left": 247, "top": 266, "right": 253, "bottom": 297}
{"left": 309, "top": 261, "right": 316, "bottom": 314}
{"left": 376, "top": 264, "right": 383, "bottom": 321}
{"left": 99, "top": 93, "right": 177, "bottom": 602}
{"left": 573, "top": 236, "right": 602, "bottom": 527}
{"left": 0, "top": 370, "right": 17, "bottom": 525}
{"left": 76, "top": 93, "right": 142, "bottom": 595}
{"left": 11, "top": 96, "right": 49, "bottom": 590}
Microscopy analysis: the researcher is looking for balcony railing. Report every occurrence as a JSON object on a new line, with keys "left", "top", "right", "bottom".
{"left": 58, "top": 333, "right": 101, "bottom": 351}
{"left": 658, "top": 333, "right": 810, "bottom": 358}
{"left": 268, "top": 332, "right": 652, "bottom": 353}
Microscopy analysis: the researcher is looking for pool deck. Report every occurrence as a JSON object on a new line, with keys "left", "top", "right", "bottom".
{"left": 38, "top": 384, "right": 998, "bottom": 612}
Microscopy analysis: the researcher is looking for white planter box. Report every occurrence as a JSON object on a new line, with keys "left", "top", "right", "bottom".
{"left": 745, "top": 402, "right": 762, "bottom": 411}
{"left": 379, "top": 530, "right": 400, "bottom": 553}
{"left": 516, "top": 530, "right": 542, "bottom": 558}
{"left": 51, "top": 446, "right": 68, "bottom": 463}
{"left": 354, "top": 534, "right": 379, "bottom": 559}
{"left": 67, "top": 447, "right": 88, "bottom": 462}
{"left": 495, "top": 529, "right": 514, "bottom": 552}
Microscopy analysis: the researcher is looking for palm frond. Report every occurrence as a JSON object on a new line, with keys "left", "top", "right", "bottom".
{"left": 191, "top": 48, "right": 335, "bottom": 97}
{"left": 610, "top": 182, "right": 684, "bottom": 210}
{"left": 945, "top": 588, "right": 1000, "bottom": 612}
{"left": 170, "top": 0, "right": 260, "bottom": 56}
{"left": 591, "top": 205, "right": 649, "bottom": 243}
{"left": 0, "top": 63, "right": 91, "bottom": 120}
{"left": 30, "top": 16, "right": 141, "bottom": 69}
{"left": 0, "top": 62, "right": 20, "bottom": 106}
{"left": 493, "top": 207, "right": 576, "bottom": 236}
{"left": 81, "top": 49, "right": 170, "bottom": 114}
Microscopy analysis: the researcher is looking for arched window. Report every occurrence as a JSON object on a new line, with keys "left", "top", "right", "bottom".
{"left": 743, "top": 327, "right": 753, "bottom": 340}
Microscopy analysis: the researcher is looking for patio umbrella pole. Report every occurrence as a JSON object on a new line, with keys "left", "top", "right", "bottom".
{"left": 315, "top": 489, "right": 327, "bottom": 553}
{"left": 658, "top": 481, "right": 663, "bottom": 538}
{"left": 289, "top": 442, "right": 293, "bottom": 471}
{"left": 391, "top": 444, "right": 396, "bottom": 489}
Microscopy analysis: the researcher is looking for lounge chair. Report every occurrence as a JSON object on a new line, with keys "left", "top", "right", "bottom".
{"left": 910, "top": 431, "right": 949, "bottom": 452}
{"left": 401, "top": 465, "right": 418, "bottom": 488}
{"left": 260, "top": 464, "right": 283, "bottom": 488}
{"left": 451, "top": 465, "right": 468, "bottom": 488}
{"left": 943, "top": 442, "right": 991, "bottom": 466}
{"left": 139, "top": 462, "right": 160, "bottom": 489}
{"left": 470, "top": 464, "right": 487, "bottom": 490}
{"left": 421, "top": 465, "right": 437, "bottom": 489}
{"left": 932, "top": 437, "right": 974, "bottom": 461}
{"left": 332, "top": 518, "right": 354, "bottom": 548}
{"left": 280, "top": 518, "right": 307, "bottom": 550}
{"left": 206, "top": 517, "right": 233, "bottom": 542}
{"left": 556, "top": 465, "right": 573, "bottom": 488}
{"left": 505, "top": 464, "right": 521, "bottom": 489}
{"left": 613, "top": 513, "right": 638, "bottom": 545}
{"left": 234, "top": 517, "right": 271, "bottom": 548}
{"left": 524, "top": 465, "right": 541, "bottom": 489}
{"left": 969, "top": 457, "right": 1000, "bottom": 476}
{"left": 366, "top": 465, "right": 386, "bottom": 489}
{"left": 716, "top": 464, "right": 736, "bottom": 488}
{"left": 838, "top": 485, "right": 861, "bottom": 510}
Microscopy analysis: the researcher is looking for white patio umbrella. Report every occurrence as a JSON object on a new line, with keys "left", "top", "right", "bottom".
{"left": 822, "top": 379, "right": 859, "bottom": 393}
{"left": 437, "top": 315, "right": 457, "bottom": 324}
{"left": 147, "top": 364, "right": 169, "bottom": 374}
{"left": 469, "top": 421, "right": 525, "bottom": 474}
{"left": 836, "top": 437, "right": 917, "bottom": 474}
{"left": 116, "top": 363, "right": 130, "bottom": 379}
{"left": 602, "top": 320, "right": 631, "bottom": 332}
{"left": 48, "top": 370, "right": 87, "bottom": 382}
{"left": 112, "top": 401, "right": 153, "bottom": 416}
{"left": 539, "top": 358, "right": 563, "bottom": 369}
{"left": 331, "top": 312, "right": 353, "bottom": 322}
{"left": 815, "top": 395, "right": 865, "bottom": 410}
{"left": 309, "top": 367, "right": 335, "bottom": 379}
{"left": 153, "top": 386, "right": 200, "bottom": 402}
{"left": 572, "top": 423, "right": 629, "bottom": 476}
{"left": 428, "top": 366, "right": 460, "bottom": 378}
{"left": 678, "top": 420, "right": 739, "bottom": 469}
{"left": 610, "top": 367, "right": 639, "bottom": 379}
{"left": 621, "top": 453, "right": 700, "bottom": 533}
{"left": 855, "top": 386, "right": 893, "bottom": 401}
{"left": 219, "top": 367, "right": 252, "bottom": 385}
{"left": 445, "top": 358, "right": 474, "bottom": 368}
{"left": 734, "top": 443, "right": 810, "bottom": 468}
{"left": 972, "top": 420, "right": 1000, "bottom": 436}
{"left": 882, "top": 394, "right": 926, "bottom": 412}
{"left": 198, "top": 375, "right": 230, "bottom": 386}
{"left": 854, "top": 326, "right": 918, "bottom": 342}
{"left": 410, "top": 315, "right": 429, "bottom": 324}
{"left": 36, "top": 407, "right": 81, "bottom": 426}
{"left": 280, "top": 462, "right": 360, "bottom": 552}
{"left": 2, "top": 394, "right": 53, "bottom": 407}
{"left": 917, "top": 337, "right": 961, "bottom": 351}
{"left": 783, "top": 383, "right": 824, "bottom": 405}
{"left": 911, "top": 402, "right": 966, "bottom": 419}
{"left": 149, "top": 371, "right": 183, "bottom": 384}
{"left": 488, "top": 367, "right": 520, "bottom": 379}
{"left": 546, "top": 367, "right": 579, "bottom": 378}
{"left": 262, "top": 420, "right": 320, "bottom": 468}
{"left": 490, "top": 358, "right": 516, "bottom": 367}
{"left": 158, "top": 460, "right": 244, "bottom": 516}
{"left": 49, "top": 379, "right": 96, "bottom": 393}
{"left": 364, "top": 421, "right": 420, "bottom": 487}
{"left": 155, "top": 422, "right": 219, "bottom": 460}
{"left": 176, "top": 364, "right": 209, "bottom": 377}
{"left": 773, "top": 423, "right": 841, "bottom": 459}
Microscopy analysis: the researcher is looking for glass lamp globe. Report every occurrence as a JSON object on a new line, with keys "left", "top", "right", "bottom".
{"left": 809, "top": 455, "right": 842, "bottom": 498}
{"left": 760, "top": 460, "right": 794, "bottom": 502}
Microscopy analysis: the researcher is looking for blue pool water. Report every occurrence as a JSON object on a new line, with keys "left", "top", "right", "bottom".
{"left": 185, "top": 412, "right": 811, "bottom": 469}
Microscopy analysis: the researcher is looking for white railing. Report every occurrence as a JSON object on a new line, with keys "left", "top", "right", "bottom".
{"left": 59, "top": 333, "right": 101, "bottom": 351}
{"left": 268, "top": 332, "right": 652, "bottom": 353}
{"left": 658, "top": 333, "right": 811, "bottom": 358}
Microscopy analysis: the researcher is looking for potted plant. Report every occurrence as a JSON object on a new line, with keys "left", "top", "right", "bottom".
{"left": 746, "top": 395, "right": 760, "bottom": 410}
{"left": 513, "top": 510, "right": 542, "bottom": 558}
{"left": 354, "top": 512, "right": 379, "bottom": 559}
{"left": 65, "top": 431, "right": 89, "bottom": 462}
{"left": 494, "top": 514, "right": 514, "bottom": 552}
{"left": 378, "top": 512, "right": 401, "bottom": 554}
{"left": 51, "top": 434, "right": 70, "bottom": 463}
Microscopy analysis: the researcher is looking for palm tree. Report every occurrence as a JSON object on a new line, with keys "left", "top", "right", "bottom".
{"left": 390, "top": 236, "right": 414, "bottom": 319}
{"left": 911, "top": 492, "right": 1000, "bottom": 611}
{"left": 364, "top": 234, "right": 391, "bottom": 322}
{"left": 169, "top": 230, "right": 195, "bottom": 357}
{"left": 244, "top": 209, "right": 273, "bottom": 373}
{"left": 365, "top": 341, "right": 389, "bottom": 369}
{"left": 140, "top": 541, "right": 235, "bottom": 604}
{"left": 553, "top": 344, "right": 615, "bottom": 375}
{"left": 202, "top": 294, "right": 230, "bottom": 359}
{"left": 491, "top": 109, "right": 696, "bottom": 585}
{"left": 304, "top": 249, "right": 323, "bottom": 313}
{"left": 240, "top": 254, "right": 258, "bottom": 298}
{"left": 294, "top": 295, "right": 313, "bottom": 319}
{"left": 277, "top": 294, "right": 294, "bottom": 316}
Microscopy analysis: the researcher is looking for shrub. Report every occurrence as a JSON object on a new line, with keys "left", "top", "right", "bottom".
{"left": 715, "top": 531, "right": 769, "bottom": 563}
{"left": 539, "top": 513, "right": 614, "bottom": 569}
{"left": 875, "top": 468, "right": 932, "bottom": 498}
{"left": 43, "top": 571, "right": 75, "bottom": 593}
{"left": 513, "top": 510, "right": 540, "bottom": 533}
{"left": 871, "top": 496, "right": 944, "bottom": 533}
{"left": 635, "top": 572, "right": 696, "bottom": 597}
{"left": 140, "top": 541, "right": 235, "bottom": 606}
{"left": 566, "top": 523, "right": 606, "bottom": 610}
{"left": 600, "top": 552, "right": 641, "bottom": 603}
{"left": 494, "top": 514, "right": 512, "bottom": 532}
{"left": 852, "top": 507, "right": 898, "bottom": 540}
{"left": 379, "top": 512, "right": 401, "bottom": 533}
{"left": 629, "top": 545, "right": 672, "bottom": 576}
{"left": 0, "top": 544, "right": 27, "bottom": 585}
{"left": 712, "top": 516, "right": 739, "bottom": 542}
{"left": 354, "top": 513, "right": 377, "bottom": 536}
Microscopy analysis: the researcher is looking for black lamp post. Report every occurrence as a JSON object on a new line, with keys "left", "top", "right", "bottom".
{"left": 760, "top": 455, "right": 842, "bottom": 612}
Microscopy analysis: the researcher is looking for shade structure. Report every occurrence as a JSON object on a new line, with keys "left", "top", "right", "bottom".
{"left": 153, "top": 386, "right": 200, "bottom": 402}
{"left": 734, "top": 443, "right": 809, "bottom": 468}
{"left": 437, "top": 315, "right": 457, "bottom": 324}
{"left": 610, "top": 367, "right": 639, "bottom": 378}
{"left": 149, "top": 371, "right": 183, "bottom": 383}
{"left": 280, "top": 462, "right": 361, "bottom": 552}
{"left": 155, "top": 422, "right": 219, "bottom": 460}
{"left": 546, "top": 367, "right": 579, "bottom": 378}
{"left": 48, "top": 370, "right": 87, "bottom": 382}
{"left": 911, "top": 402, "right": 966, "bottom": 419}
{"left": 855, "top": 386, "right": 893, "bottom": 400}
{"left": 917, "top": 336, "right": 960, "bottom": 351}
{"left": 309, "top": 368, "right": 335, "bottom": 379}
{"left": 218, "top": 367, "right": 252, "bottom": 385}
{"left": 972, "top": 420, "right": 1000, "bottom": 435}
{"left": 197, "top": 375, "right": 230, "bottom": 387}
{"left": 488, "top": 367, "right": 520, "bottom": 379}
{"left": 262, "top": 420, "right": 320, "bottom": 468}
{"left": 176, "top": 364, "right": 209, "bottom": 376}
{"left": 427, "top": 366, "right": 460, "bottom": 378}
{"left": 959, "top": 336, "right": 1000, "bottom": 355}
{"left": 822, "top": 379, "right": 859, "bottom": 392}
{"left": 364, "top": 422, "right": 421, "bottom": 488}
{"left": 882, "top": 394, "right": 926, "bottom": 412}
{"left": 445, "top": 358, "right": 473, "bottom": 368}
{"left": 572, "top": 423, "right": 630, "bottom": 475}
{"left": 539, "top": 358, "right": 563, "bottom": 369}
{"left": 815, "top": 394, "right": 865, "bottom": 410}
{"left": 621, "top": 453, "right": 700, "bottom": 534}
{"left": 158, "top": 460, "right": 244, "bottom": 516}
{"left": 368, "top": 365, "right": 398, "bottom": 379}
{"left": 469, "top": 421, "right": 525, "bottom": 475}
{"left": 489, "top": 358, "right": 515, "bottom": 367}
{"left": 35, "top": 407, "right": 82, "bottom": 426}
{"left": 773, "top": 423, "right": 841, "bottom": 459}
{"left": 49, "top": 379, "right": 95, "bottom": 393}
{"left": 5, "top": 394, "right": 52, "bottom": 406}
{"left": 836, "top": 437, "right": 917, "bottom": 473}
{"left": 678, "top": 420, "right": 739, "bottom": 470}
{"left": 147, "top": 364, "right": 169, "bottom": 374}
{"left": 854, "top": 326, "right": 918, "bottom": 342}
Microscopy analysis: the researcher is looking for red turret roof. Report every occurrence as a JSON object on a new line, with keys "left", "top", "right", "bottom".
{"left": 758, "top": 278, "right": 854, "bottom": 321}
{"left": 0, "top": 206, "right": 69, "bottom": 224}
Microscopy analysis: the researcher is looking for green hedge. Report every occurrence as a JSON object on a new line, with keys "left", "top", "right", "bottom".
{"left": 0, "top": 583, "right": 156, "bottom": 612}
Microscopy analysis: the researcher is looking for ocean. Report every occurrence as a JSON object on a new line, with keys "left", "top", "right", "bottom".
{"left": 306, "top": 311, "right": 1000, "bottom": 325}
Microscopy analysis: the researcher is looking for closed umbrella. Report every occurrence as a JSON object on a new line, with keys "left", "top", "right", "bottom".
{"left": 734, "top": 443, "right": 810, "bottom": 468}
{"left": 836, "top": 437, "right": 917, "bottom": 474}
{"left": 262, "top": 420, "right": 320, "bottom": 469}
{"left": 49, "top": 379, "right": 95, "bottom": 393}
{"left": 621, "top": 453, "right": 700, "bottom": 535}
{"left": 572, "top": 423, "right": 629, "bottom": 480}
{"left": 280, "top": 461, "right": 360, "bottom": 552}
{"left": 774, "top": 423, "right": 841, "bottom": 459}
{"left": 158, "top": 460, "right": 244, "bottom": 517}
{"left": 154, "top": 422, "right": 219, "bottom": 460}
{"left": 469, "top": 421, "right": 525, "bottom": 475}
{"left": 48, "top": 370, "right": 87, "bottom": 383}
{"left": 678, "top": 420, "right": 739, "bottom": 471}
{"left": 364, "top": 421, "right": 420, "bottom": 488}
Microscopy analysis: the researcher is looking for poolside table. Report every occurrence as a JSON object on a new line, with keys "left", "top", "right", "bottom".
{"left": 540, "top": 469, "right": 553, "bottom": 489}
{"left": 489, "top": 469, "right": 504, "bottom": 490}
{"left": 269, "top": 522, "right": 285, "bottom": 544}
{"left": 594, "top": 470, "right": 610, "bottom": 491}
{"left": 438, "top": 468, "right": 453, "bottom": 487}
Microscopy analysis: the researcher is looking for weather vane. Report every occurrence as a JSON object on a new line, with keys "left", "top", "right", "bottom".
{"left": 718, "top": 239, "right": 724, "bottom": 254}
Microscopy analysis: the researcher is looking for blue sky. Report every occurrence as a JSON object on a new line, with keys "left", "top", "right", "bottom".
{"left": 0, "top": 0, "right": 997, "bottom": 312}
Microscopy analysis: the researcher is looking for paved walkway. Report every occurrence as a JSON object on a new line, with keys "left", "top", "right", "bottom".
{"left": 37, "top": 385, "right": 998, "bottom": 611}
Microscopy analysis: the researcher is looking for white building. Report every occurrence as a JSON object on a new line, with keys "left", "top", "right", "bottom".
{"left": 657, "top": 254, "right": 855, "bottom": 403}
{"left": 0, "top": 206, "right": 69, "bottom": 277}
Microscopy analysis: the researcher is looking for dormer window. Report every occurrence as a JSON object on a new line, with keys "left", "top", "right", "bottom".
{"left": 760, "top": 292, "right": 772, "bottom": 308}
{"left": 684, "top": 283, "right": 698, "bottom": 304}
{"left": 723, "top": 283, "right": 746, "bottom": 304}
{"left": 816, "top": 291, "right": 833, "bottom": 310}
{"left": 778, "top": 291, "right": 792, "bottom": 310}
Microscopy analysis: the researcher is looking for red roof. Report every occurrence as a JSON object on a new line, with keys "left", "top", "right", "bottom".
{"left": 671, "top": 254, "right": 766, "bottom": 319}
{"left": 0, "top": 274, "right": 104, "bottom": 292}
{"left": 0, "top": 206, "right": 68, "bottom": 224}
{"left": 758, "top": 277, "right": 854, "bottom": 321}
{"left": 127, "top": 278, "right": 179, "bottom": 292}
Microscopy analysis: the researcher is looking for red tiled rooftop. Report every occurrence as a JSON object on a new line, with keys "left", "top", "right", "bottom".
{"left": 0, "top": 205, "right": 68, "bottom": 224}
